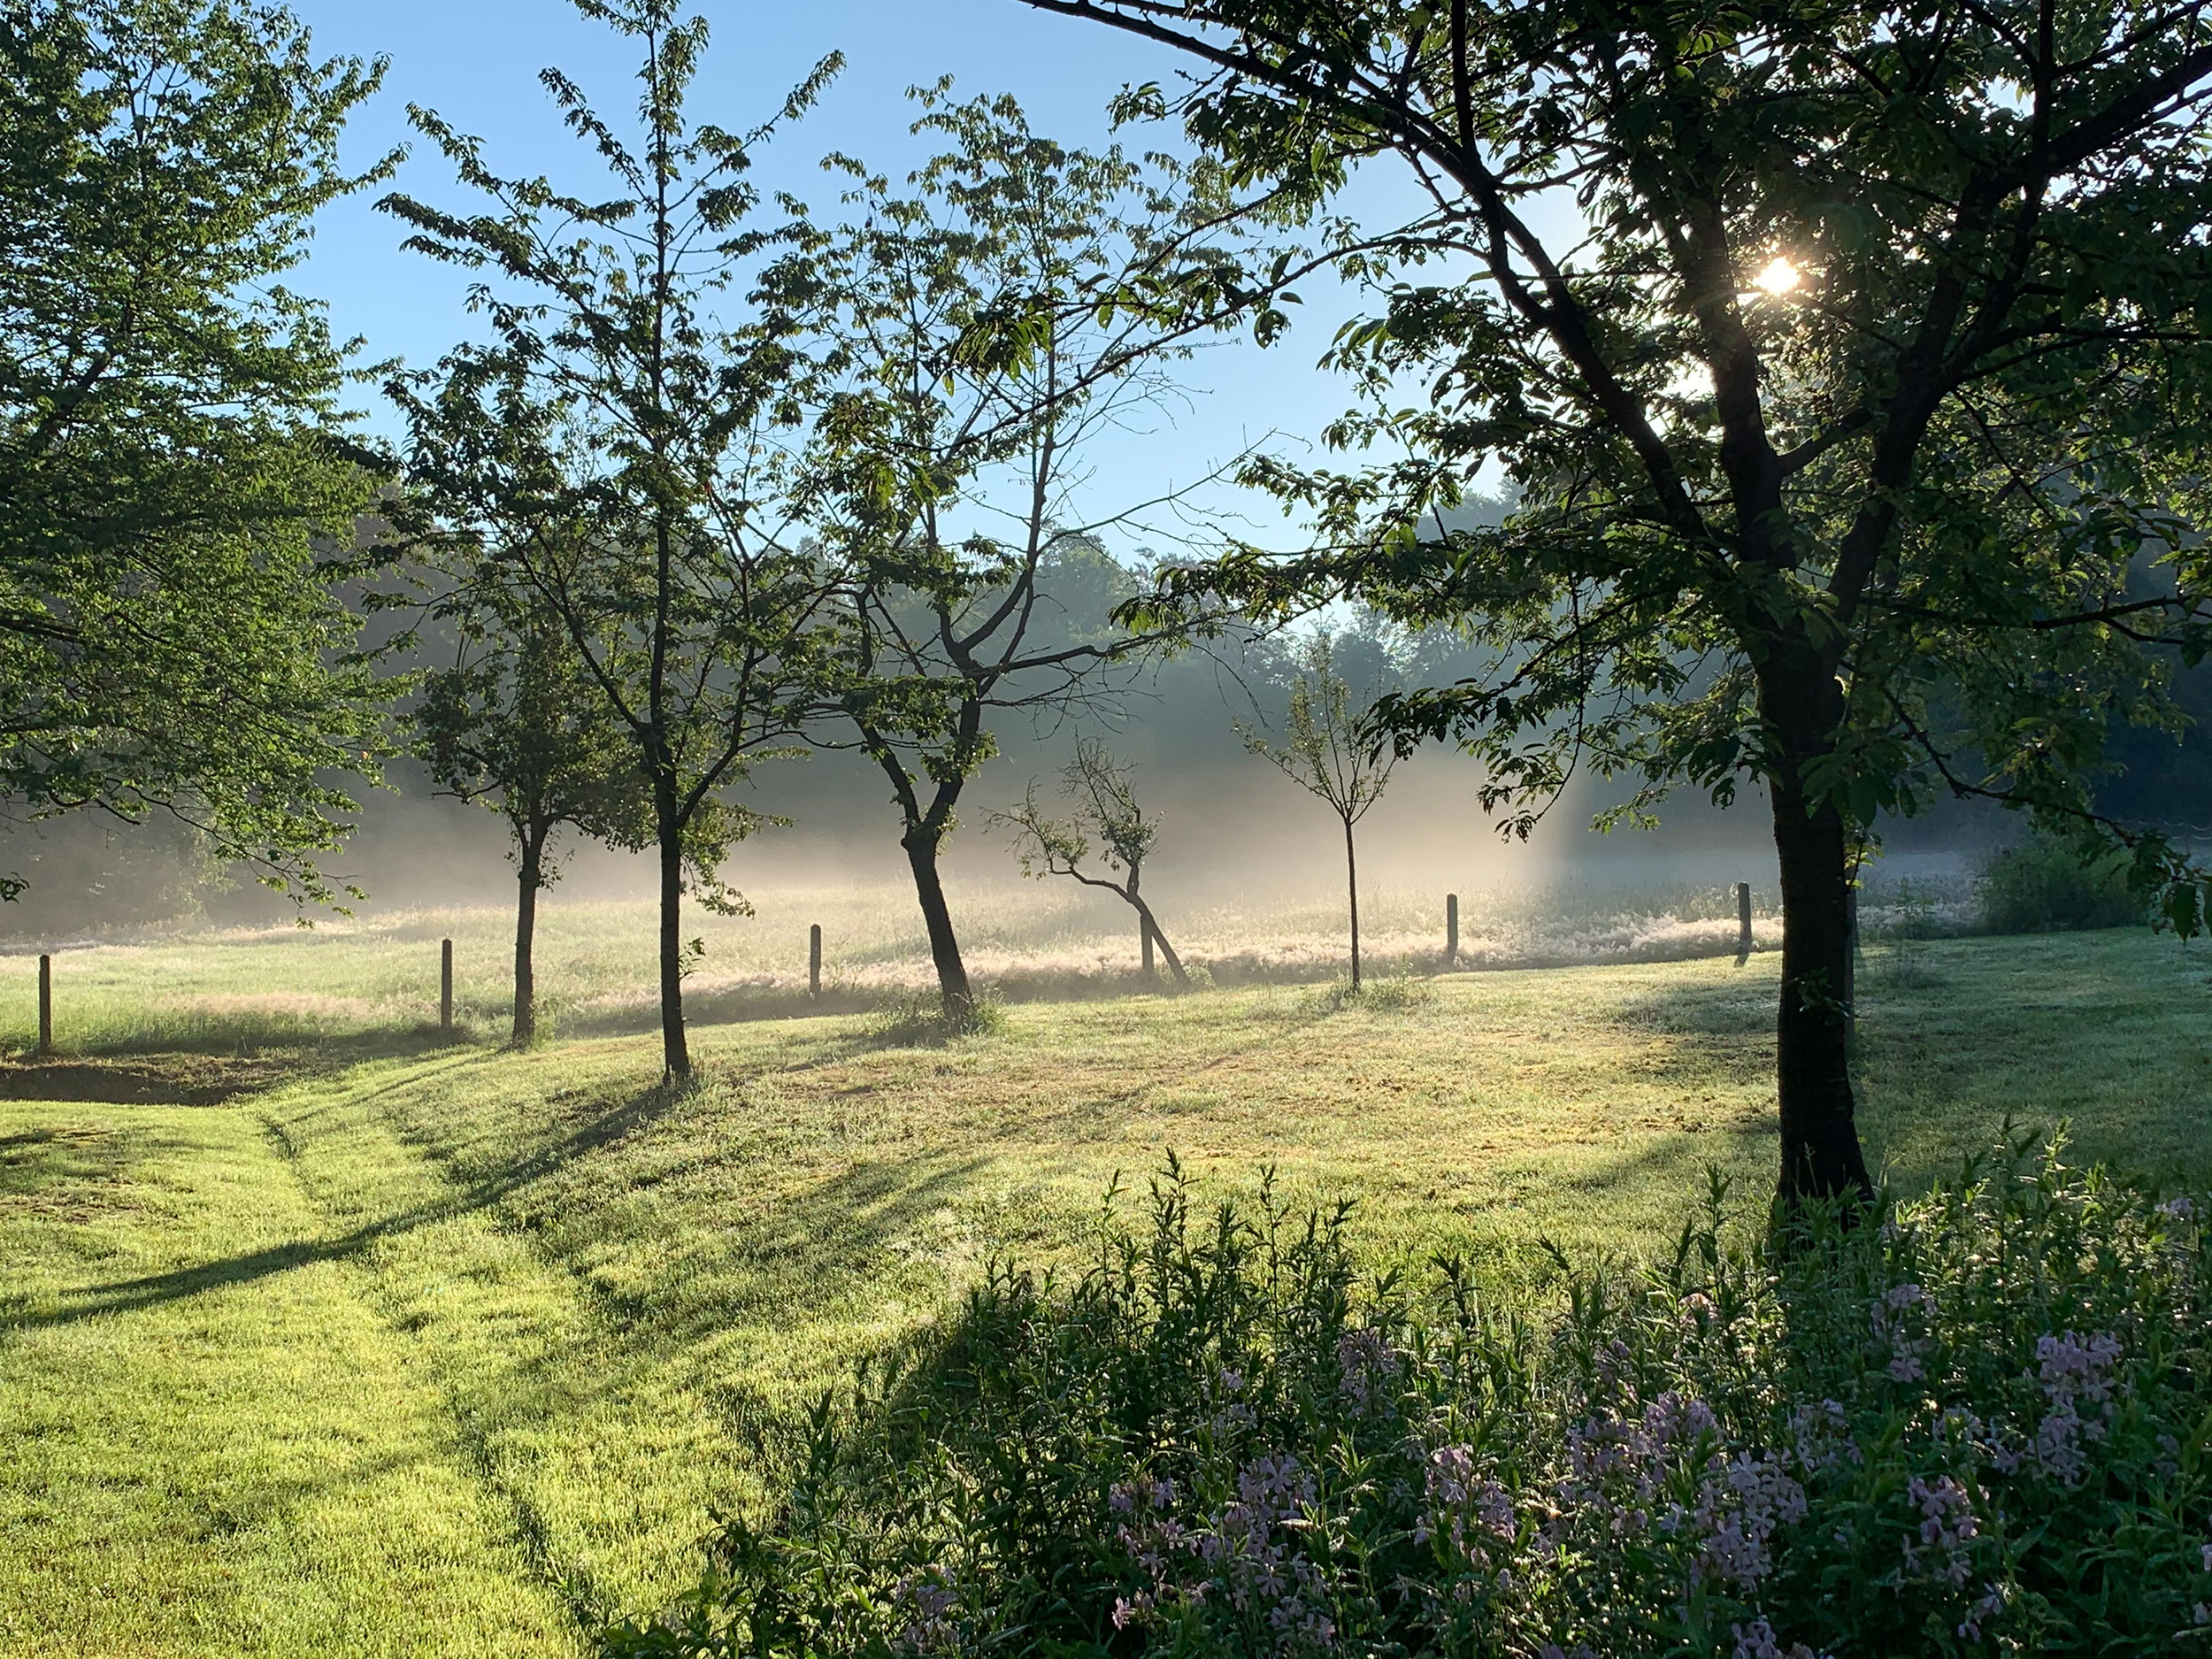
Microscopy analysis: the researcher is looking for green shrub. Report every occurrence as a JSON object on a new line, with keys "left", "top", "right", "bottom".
{"left": 605, "top": 1141, "right": 2212, "bottom": 1659}
{"left": 1306, "top": 974, "right": 1435, "bottom": 1014}
{"left": 869, "top": 988, "right": 1007, "bottom": 1044}
{"left": 1978, "top": 835, "right": 2140, "bottom": 933}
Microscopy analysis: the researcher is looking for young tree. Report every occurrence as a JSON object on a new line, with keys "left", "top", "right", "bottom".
{"left": 795, "top": 91, "right": 1256, "bottom": 1022}
{"left": 0, "top": 0, "right": 396, "bottom": 904}
{"left": 997, "top": 737, "right": 1190, "bottom": 987}
{"left": 412, "top": 584, "right": 651, "bottom": 1045}
{"left": 385, "top": 0, "right": 840, "bottom": 1078}
{"left": 1028, "top": 0, "right": 2212, "bottom": 1200}
{"left": 1239, "top": 634, "right": 1397, "bottom": 989}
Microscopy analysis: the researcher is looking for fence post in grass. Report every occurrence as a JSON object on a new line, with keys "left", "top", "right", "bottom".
{"left": 1736, "top": 882, "right": 1754, "bottom": 963}
{"left": 441, "top": 938, "right": 454, "bottom": 1033}
{"left": 36, "top": 953, "right": 50, "bottom": 1056}
{"left": 1446, "top": 894, "right": 1459, "bottom": 969}
{"left": 809, "top": 924, "right": 822, "bottom": 1001}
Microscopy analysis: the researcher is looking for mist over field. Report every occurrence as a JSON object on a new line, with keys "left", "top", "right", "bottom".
{"left": 15, "top": 0, "right": 2212, "bottom": 1651}
{"left": 0, "top": 717, "right": 1841, "bottom": 935}
{"left": 0, "top": 724, "right": 2006, "bottom": 1056}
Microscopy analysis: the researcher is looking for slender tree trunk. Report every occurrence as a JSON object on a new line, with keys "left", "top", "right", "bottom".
{"left": 1761, "top": 655, "right": 1872, "bottom": 1203}
{"left": 653, "top": 765, "right": 690, "bottom": 1079}
{"left": 1136, "top": 864, "right": 1156, "bottom": 978}
{"left": 512, "top": 824, "right": 545, "bottom": 1048}
{"left": 903, "top": 826, "right": 973, "bottom": 1018}
{"left": 1129, "top": 892, "right": 1190, "bottom": 990}
{"left": 1343, "top": 814, "right": 1362, "bottom": 990}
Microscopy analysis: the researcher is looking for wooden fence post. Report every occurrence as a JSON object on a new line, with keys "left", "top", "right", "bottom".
{"left": 1736, "top": 882, "right": 1754, "bottom": 959}
{"left": 809, "top": 924, "right": 822, "bottom": 1000}
{"left": 441, "top": 938, "right": 454, "bottom": 1033}
{"left": 1446, "top": 894, "right": 1459, "bottom": 968}
{"left": 37, "top": 953, "right": 50, "bottom": 1056}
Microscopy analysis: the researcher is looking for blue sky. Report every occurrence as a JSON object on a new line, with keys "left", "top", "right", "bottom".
{"left": 287, "top": 0, "right": 1425, "bottom": 549}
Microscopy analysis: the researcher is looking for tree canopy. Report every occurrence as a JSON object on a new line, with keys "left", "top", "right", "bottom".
{"left": 0, "top": 0, "right": 397, "bottom": 905}
{"left": 790, "top": 89, "right": 1263, "bottom": 1017}
{"left": 386, "top": 0, "right": 841, "bottom": 1074}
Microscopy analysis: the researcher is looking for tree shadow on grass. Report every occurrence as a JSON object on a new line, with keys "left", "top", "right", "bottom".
{"left": 3, "top": 1070, "right": 698, "bottom": 1334}
{"left": 0, "top": 1118, "right": 162, "bottom": 1219}
{"left": 627, "top": 1149, "right": 997, "bottom": 1339}
{"left": 1610, "top": 973, "right": 1778, "bottom": 1038}
{"left": 0, "top": 1027, "right": 479, "bottom": 1099}
{"left": 0, "top": 1057, "right": 290, "bottom": 1105}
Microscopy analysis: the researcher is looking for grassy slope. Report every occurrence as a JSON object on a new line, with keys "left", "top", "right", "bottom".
{"left": 2, "top": 930, "right": 2207, "bottom": 1653}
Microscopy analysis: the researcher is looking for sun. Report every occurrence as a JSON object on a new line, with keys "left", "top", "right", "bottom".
{"left": 1753, "top": 257, "right": 1803, "bottom": 297}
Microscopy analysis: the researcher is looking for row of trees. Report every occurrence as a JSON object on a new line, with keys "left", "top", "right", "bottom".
{"left": 9, "top": 0, "right": 2209, "bottom": 1204}
{"left": 380, "top": 6, "right": 1303, "bottom": 1073}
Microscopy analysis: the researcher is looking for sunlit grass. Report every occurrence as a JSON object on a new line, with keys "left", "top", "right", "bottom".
{"left": 0, "top": 1100, "right": 580, "bottom": 1656}
{"left": 2, "top": 929, "right": 2206, "bottom": 1652}
{"left": 0, "top": 876, "right": 1793, "bottom": 1054}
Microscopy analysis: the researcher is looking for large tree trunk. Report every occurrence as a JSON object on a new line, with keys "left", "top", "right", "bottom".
{"left": 903, "top": 827, "right": 973, "bottom": 1018}
{"left": 1343, "top": 815, "right": 1363, "bottom": 990}
{"left": 1762, "top": 655, "right": 1873, "bottom": 1203}
{"left": 654, "top": 767, "right": 690, "bottom": 1079}
{"left": 512, "top": 825, "right": 545, "bottom": 1047}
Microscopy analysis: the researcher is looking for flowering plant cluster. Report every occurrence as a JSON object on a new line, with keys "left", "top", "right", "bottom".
{"left": 604, "top": 1137, "right": 2212, "bottom": 1657}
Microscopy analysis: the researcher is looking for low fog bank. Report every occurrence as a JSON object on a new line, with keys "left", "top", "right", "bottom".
{"left": 0, "top": 733, "right": 2003, "bottom": 949}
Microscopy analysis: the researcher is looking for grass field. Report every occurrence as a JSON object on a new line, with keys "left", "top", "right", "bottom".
{"left": 0, "top": 877, "right": 1791, "bottom": 1054}
{"left": 2, "top": 918, "right": 2207, "bottom": 1655}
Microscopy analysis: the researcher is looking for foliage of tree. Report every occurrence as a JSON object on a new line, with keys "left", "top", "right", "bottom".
{"left": 412, "top": 577, "right": 653, "bottom": 1045}
{"left": 1238, "top": 634, "right": 1397, "bottom": 988}
{"left": 0, "top": 0, "right": 397, "bottom": 905}
{"left": 1978, "top": 831, "right": 2142, "bottom": 935}
{"left": 1028, "top": 0, "right": 2212, "bottom": 1199}
{"left": 793, "top": 91, "right": 1259, "bottom": 1020}
{"left": 386, "top": 0, "right": 841, "bottom": 1077}
{"left": 998, "top": 737, "right": 1189, "bottom": 987}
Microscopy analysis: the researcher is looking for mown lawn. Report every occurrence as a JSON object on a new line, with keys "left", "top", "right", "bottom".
{"left": 2, "top": 929, "right": 2207, "bottom": 1655}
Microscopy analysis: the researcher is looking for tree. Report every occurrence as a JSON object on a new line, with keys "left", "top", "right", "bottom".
{"left": 997, "top": 737, "right": 1190, "bottom": 987}
{"left": 795, "top": 91, "right": 1256, "bottom": 1022}
{"left": 1239, "top": 634, "right": 1396, "bottom": 989}
{"left": 386, "top": 0, "right": 840, "bottom": 1078}
{"left": 1025, "top": 0, "right": 2212, "bottom": 1201}
{"left": 412, "top": 579, "right": 651, "bottom": 1045}
{"left": 0, "top": 0, "right": 397, "bottom": 904}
